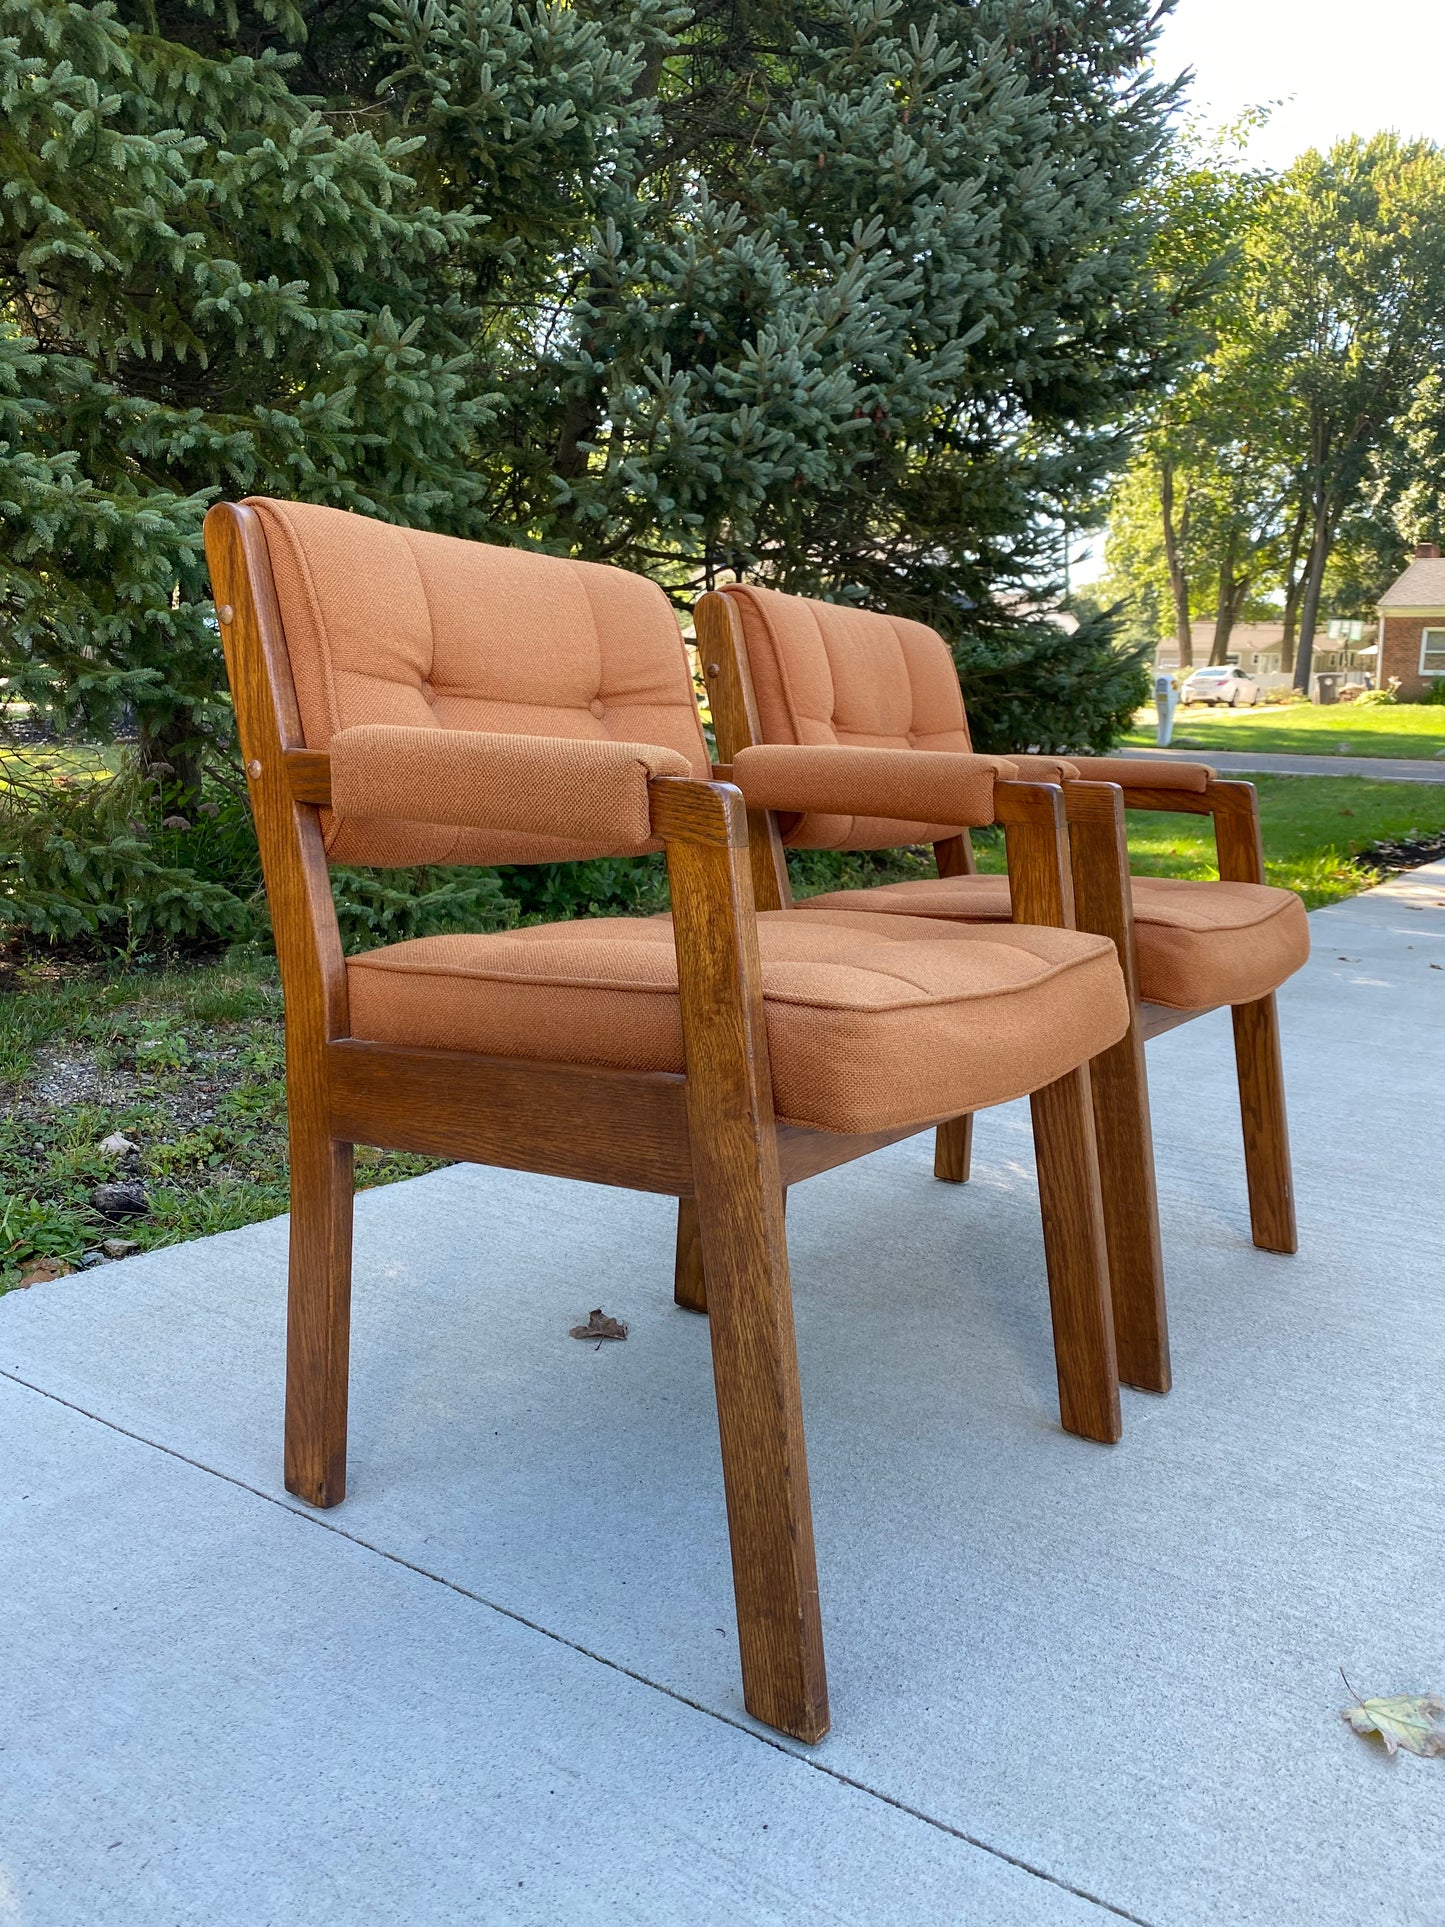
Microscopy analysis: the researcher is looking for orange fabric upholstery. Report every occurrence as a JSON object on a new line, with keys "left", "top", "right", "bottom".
{"left": 725, "top": 584, "right": 979, "bottom": 849}
{"left": 1064, "top": 757, "right": 1213, "bottom": 793}
{"left": 796, "top": 875, "right": 1310, "bottom": 1011}
{"left": 329, "top": 726, "right": 690, "bottom": 851}
{"left": 722, "top": 580, "right": 1308, "bottom": 1009}
{"left": 1004, "top": 755, "right": 1081, "bottom": 783}
{"left": 347, "top": 910, "right": 1129, "bottom": 1135}
{"left": 731, "top": 743, "right": 1015, "bottom": 831}
{"left": 246, "top": 497, "right": 708, "bottom": 867}
{"left": 723, "top": 584, "right": 1216, "bottom": 818}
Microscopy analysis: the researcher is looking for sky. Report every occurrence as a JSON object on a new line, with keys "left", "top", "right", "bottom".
{"left": 1071, "top": 0, "right": 1443, "bottom": 585}
{"left": 1152, "top": 0, "right": 1444, "bottom": 179}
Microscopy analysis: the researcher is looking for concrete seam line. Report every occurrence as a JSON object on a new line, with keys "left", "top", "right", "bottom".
{"left": 0, "top": 1365, "right": 1154, "bottom": 1927}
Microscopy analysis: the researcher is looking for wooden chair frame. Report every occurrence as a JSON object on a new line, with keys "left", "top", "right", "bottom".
{"left": 692, "top": 590, "right": 1298, "bottom": 1401}
{"left": 205, "top": 501, "right": 1125, "bottom": 1748}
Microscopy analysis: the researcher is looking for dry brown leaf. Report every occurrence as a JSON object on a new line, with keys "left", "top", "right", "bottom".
{"left": 17, "top": 1257, "right": 72, "bottom": 1288}
{"left": 1342, "top": 1691, "right": 1445, "bottom": 1758}
{"left": 570, "top": 1308, "right": 628, "bottom": 1342}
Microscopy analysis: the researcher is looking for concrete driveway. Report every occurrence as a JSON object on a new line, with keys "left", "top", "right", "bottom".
{"left": 3, "top": 864, "right": 1443, "bottom": 1926}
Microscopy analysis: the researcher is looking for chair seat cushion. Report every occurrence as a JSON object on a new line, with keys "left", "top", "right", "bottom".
{"left": 346, "top": 910, "right": 1128, "bottom": 1136}
{"left": 797, "top": 875, "right": 1309, "bottom": 1011}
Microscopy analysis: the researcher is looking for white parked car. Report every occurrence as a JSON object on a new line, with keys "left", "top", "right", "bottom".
{"left": 1180, "top": 664, "right": 1260, "bottom": 707}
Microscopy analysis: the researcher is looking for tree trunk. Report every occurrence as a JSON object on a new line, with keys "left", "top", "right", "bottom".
{"left": 1278, "top": 495, "right": 1309, "bottom": 677}
{"left": 1292, "top": 498, "right": 1334, "bottom": 694}
{"left": 555, "top": 389, "right": 598, "bottom": 482}
{"left": 1209, "top": 540, "right": 1238, "bottom": 664}
{"left": 138, "top": 713, "right": 203, "bottom": 808}
{"left": 1159, "top": 460, "right": 1193, "bottom": 669}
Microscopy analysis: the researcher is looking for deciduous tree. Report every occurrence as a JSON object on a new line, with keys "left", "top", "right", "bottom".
{"left": 1248, "top": 137, "right": 1445, "bottom": 690}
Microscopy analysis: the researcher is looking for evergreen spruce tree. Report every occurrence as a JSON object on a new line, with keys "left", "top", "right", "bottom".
{"left": 0, "top": 0, "right": 489, "bottom": 793}
{"left": 3, "top": 0, "right": 1179, "bottom": 806}
{"left": 388, "top": 0, "right": 1179, "bottom": 746}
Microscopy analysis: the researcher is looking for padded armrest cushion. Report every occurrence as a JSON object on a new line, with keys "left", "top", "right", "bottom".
{"left": 731, "top": 743, "right": 1017, "bottom": 829}
{"left": 1005, "top": 755, "right": 1081, "bottom": 783}
{"left": 1064, "top": 757, "right": 1213, "bottom": 793}
{"left": 329, "top": 725, "right": 692, "bottom": 848}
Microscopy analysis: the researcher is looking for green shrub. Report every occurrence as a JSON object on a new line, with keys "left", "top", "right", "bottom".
{"left": 1423, "top": 678, "right": 1445, "bottom": 705}
{"left": 0, "top": 752, "right": 260, "bottom": 951}
{"left": 0, "top": 746, "right": 669, "bottom": 959}
{"left": 4, "top": 741, "right": 998, "bottom": 963}
{"left": 493, "top": 856, "right": 669, "bottom": 923}
{"left": 331, "top": 866, "right": 520, "bottom": 952}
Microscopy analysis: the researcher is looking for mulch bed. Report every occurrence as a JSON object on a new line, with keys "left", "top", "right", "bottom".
{"left": 1353, "top": 830, "right": 1445, "bottom": 879}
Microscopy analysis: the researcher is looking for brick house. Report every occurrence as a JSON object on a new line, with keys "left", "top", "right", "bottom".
{"left": 1376, "top": 543, "right": 1445, "bottom": 697}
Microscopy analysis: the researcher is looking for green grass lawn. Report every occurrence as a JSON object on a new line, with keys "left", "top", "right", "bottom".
{"left": 1124, "top": 700, "right": 1445, "bottom": 760}
{"left": 4, "top": 772, "right": 1442, "bottom": 1290}
{"left": 1117, "top": 775, "right": 1445, "bottom": 907}
{"left": 951, "top": 775, "right": 1445, "bottom": 907}
{"left": 0, "top": 956, "right": 443, "bottom": 1290}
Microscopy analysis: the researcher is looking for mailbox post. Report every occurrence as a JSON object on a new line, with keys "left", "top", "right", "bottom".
{"left": 1155, "top": 672, "right": 1179, "bottom": 747}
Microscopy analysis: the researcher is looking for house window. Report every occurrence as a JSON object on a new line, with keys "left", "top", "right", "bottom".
{"left": 1422, "top": 629, "right": 1445, "bottom": 676}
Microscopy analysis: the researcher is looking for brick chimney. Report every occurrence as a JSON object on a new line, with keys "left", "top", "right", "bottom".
{"left": 1415, "top": 541, "right": 1440, "bottom": 558}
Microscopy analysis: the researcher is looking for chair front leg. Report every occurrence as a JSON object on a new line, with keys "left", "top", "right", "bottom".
{"left": 1030, "top": 1068, "right": 1123, "bottom": 1443}
{"left": 657, "top": 777, "right": 829, "bottom": 1743}
{"left": 997, "top": 781, "right": 1122, "bottom": 1441}
{"left": 1231, "top": 993, "right": 1297, "bottom": 1253}
{"left": 1209, "top": 783, "right": 1298, "bottom": 1255}
{"left": 285, "top": 1114, "right": 355, "bottom": 1508}
{"left": 1083, "top": 1031, "right": 1169, "bottom": 1391}
{"left": 1064, "top": 782, "right": 1169, "bottom": 1394}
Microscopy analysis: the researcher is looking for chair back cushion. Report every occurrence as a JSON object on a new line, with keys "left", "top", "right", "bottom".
{"left": 724, "top": 584, "right": 972, "bottom": 850}
{"left": 246, "top": 498, "right": 708, "bottom": 867}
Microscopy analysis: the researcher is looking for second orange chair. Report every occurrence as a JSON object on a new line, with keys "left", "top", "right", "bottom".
{"left": 693, "top": 583, "right": 1310, "bottom": 1394}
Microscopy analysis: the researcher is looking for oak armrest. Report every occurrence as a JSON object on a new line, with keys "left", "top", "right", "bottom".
{"left": 325, "top": 725, "right": 692, "bottom": 848}
{"left": 730, "top": 743, "right": 1018, "bottom": 829}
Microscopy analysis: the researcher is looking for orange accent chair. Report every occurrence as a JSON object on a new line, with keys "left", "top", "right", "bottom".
{"left": 205, "top": 497, "right": 1134, "bottom": 1744}
{"left": 694, "top": 584, "right": 1310, "bottom": 1397}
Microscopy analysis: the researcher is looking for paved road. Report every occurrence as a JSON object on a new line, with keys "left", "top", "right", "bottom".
{"left": 1118, "top": 744, "right": 1445, "bottom": 783}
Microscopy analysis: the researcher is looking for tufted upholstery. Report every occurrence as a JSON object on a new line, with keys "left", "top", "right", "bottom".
{"left": 347, "top": 910, "right": 1129, "bottom": 1135}
{"left": 247, "top": 497, "right": 708, "bottom": 867}
{"left": 722, "top": 582, "right": 1311, "bottom": 1011}
{"left": 797, "top": 874, "right": 1311, "bottom": 1012}
{"left": 727, "top": 584, "right": 976, "bottom": 850}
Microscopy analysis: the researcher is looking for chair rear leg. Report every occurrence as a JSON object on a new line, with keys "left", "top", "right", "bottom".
{"left": 284, "top": 1128, "right": 355, "bottom": 1508}
{"left": 1089, "top": 1027, "right": 1170, "bottom": 1393}
{"left": 934, "top": 1113, "right": 974, "bottom": 1183}
{"left": 1231, "top": 993, "right": 1297, "bottom": 1254}
{"left": 676, "top": 1190, "right": 792, "bottom": 1313}
{"left": 1029, "top": 1068, "right": 1122, "bottom": 1444}
{"left": 694, "top": 1162, "right": 828, "bottom": 1742}
{"left": 674, "top": 1198, "right": 708, "bottom": 1312}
